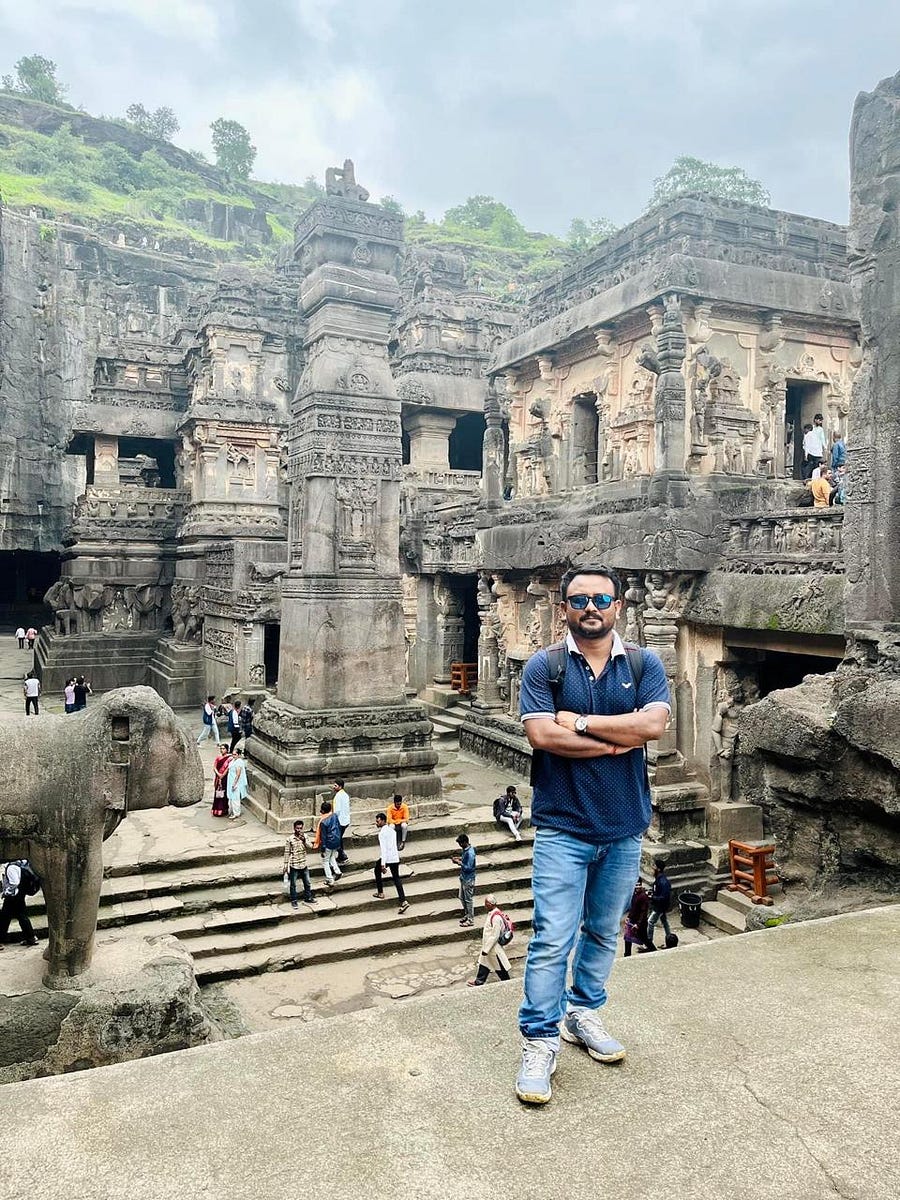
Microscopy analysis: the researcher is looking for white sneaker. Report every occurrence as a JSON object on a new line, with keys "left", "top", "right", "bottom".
{"left": 561, "top": 1009, "right": 625, "bottom": 1063}
{"left": 515, "top": 1038, "right": 558, "bottom": 1105}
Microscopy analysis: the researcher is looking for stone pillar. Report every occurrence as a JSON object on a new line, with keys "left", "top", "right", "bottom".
{"left": 405, "top": 411, "right": 457, "bottom": 470}
{"left": 646, "top": 294, "right": 689, "bottom": 506}
{"left": 472, "top": 572, "right": 503, "bottom": 709}
{"left": 93, "top": 435, "right": 119, "bottom": 485}
{"left": 481, "top": 381, "right": 505, "bottom": 508}
{"left": 845, "top": 72, "right": 900, "bottom": 623}
{"left": 247, "top": 168, "right": 440, "bottom": 828}
{"left": 433, "top": 576, "right": 465, "bottom": 683}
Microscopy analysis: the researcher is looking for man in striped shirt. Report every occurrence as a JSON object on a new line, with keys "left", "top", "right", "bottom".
{"left": 283, "top": 820, "right": 315, "bottom": 908}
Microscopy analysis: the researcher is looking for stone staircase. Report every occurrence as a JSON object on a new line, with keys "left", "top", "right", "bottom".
{"left": 419, "top": 685, "right": 474, "bottom": 750}
{"left": 23, "top": 814, "right": 535, "bottom": 984}
{"left": 700, "top": 887, "right": 755, "bottom": 935}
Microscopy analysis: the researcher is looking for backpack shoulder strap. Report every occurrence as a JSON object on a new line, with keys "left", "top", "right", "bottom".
{"left": 544, "top": 641, "right": 568, "bottom": 693}
{"left": 624, "top": 643, "right": 645, "bottom": 694}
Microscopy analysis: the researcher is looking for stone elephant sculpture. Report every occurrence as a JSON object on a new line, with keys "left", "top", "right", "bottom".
{"left": 0, "top": 686, "right": 203, "bottom": 989}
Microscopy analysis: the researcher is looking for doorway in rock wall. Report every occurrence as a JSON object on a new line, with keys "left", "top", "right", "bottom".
{"left": 755, "top": 649, "right": 843, "bottom": 697}
{"left": 725, "top": 632, "right": 845, "bottom": 699}
{"left": 264, "top": 623, "right": 280, "bottom": 688}
{"left": 784, "top": 381, "right": 826, "bottom": 479}
{"left": 448, "top": 574, "right": 480, "bottom": 664}
{"left": 571, "top": 394, "right": 599, "bottom": 485}
{"left": 449, "top": 413, "right": 485, "bottom": 472}
{"left": 0, "top": 550, "right": 60, "bottom": 616}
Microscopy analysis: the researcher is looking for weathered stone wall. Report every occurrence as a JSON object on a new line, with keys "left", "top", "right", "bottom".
{"left": 0, "top": 205, "right": 216, "bottom": 552}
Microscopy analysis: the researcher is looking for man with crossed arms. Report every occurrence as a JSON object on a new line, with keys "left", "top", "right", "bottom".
{"left": 515, "top": 565, "right": 670, "bottom": 1105}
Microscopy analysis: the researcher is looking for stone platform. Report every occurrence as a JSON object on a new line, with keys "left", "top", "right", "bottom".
{"left": 2, "top": 907, "right": 898, "bottom": 1200}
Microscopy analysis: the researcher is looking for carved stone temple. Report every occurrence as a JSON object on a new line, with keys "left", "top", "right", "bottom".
{"left": 2, "top": 138, "right": 895, "bottom": 884}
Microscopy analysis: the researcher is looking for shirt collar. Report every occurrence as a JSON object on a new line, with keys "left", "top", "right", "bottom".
{"left": 565, "top": 629, "right": 626, "bottom": 659}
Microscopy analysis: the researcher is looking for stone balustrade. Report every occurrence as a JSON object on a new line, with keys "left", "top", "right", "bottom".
{"left": 402, "top": 466, "right": 482, "bottom": 494}
{"left": 722, "top": 508, "right": 844, "bottom": 574}
{"left": 70, "top": 486, "right": 189, "bottom": 541}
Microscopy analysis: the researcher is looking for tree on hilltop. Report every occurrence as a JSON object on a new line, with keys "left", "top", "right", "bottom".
{"left": 443, "top": 195, "right": 527, "bottom": 247}
{"left": 645, "top": 156, "right": 770, "bottom": 211}
{"left": 210, "top": 118, "right": 256, "bottom": 180}
{"left": 1, "top": 55, "right": 68, "bottom": 105}
{"left": 125, "top": 103, "right": 180, "bottom": 141}
{"left": 567, "top": 216, "right": 617, "bottom": 253}
{"left": 379, "top": 195, "right": 405, "bottom": 217}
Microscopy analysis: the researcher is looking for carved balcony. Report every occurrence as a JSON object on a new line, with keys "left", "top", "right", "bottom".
{"left": 69, "top": 486, "right": 190, "bottom": 543}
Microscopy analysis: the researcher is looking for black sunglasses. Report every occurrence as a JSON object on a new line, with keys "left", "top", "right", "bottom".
{"left": 567, "top": 593, "right": 615, "bottom": 611}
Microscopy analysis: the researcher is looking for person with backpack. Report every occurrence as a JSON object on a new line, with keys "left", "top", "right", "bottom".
{"left": 227, "top": 700, "right": 244, "bottom": 752}
{"left": 239, "top": 700, "right": 254, "bottom": 744}
{"left": 315, "top": 800, "right": 343, "bottom": 887}
{"left": 468, "top": 894, "right": 513, "bottom": 986}
{"left": 0, "top": 859, "right": 41, "bottom": 947}
{"left": 514, "top": 564, "right": 670, "bottom": 1106}
{"left": 644, "top": 858, "right": 673, "bottom": 951}
{"left": 493, "top": 785, "right": 523, "bottom": 841}
{"left": 197, "top": 695, "right": 219, "bottom": 744}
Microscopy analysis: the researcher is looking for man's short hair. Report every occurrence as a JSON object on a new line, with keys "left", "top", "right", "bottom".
{"left": 814, "top": 413, "right": 824, "bottom": 421}
{"left": 293, "top": 820, "right": 304, "bottom": 829}
{"left": 560, "top": 564, "right": 622, "bottom": 602}
{"left": 333, "top": 778, "right": 344, "bottom": 789}
{"left": 320, "top": 800, "right": 332, "bottom": 813}
{"left": 456, "top": 834, "right": 470, "bottom": 847}
{"left": 392, "top": 794, "right": 403, "bottom": 804}
{"left": 654, "top": 857, "right": 667, "bottom": 871}
{"left": 506, "top": 785, "right": 517, "bottom": 795}
{"left": 375, "top": 812, "right": 387, "bottom": 823}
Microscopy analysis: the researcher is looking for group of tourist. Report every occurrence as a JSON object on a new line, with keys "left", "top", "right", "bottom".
{"left": 211, "top": 743, "right": 248, "bottom": 819}
{"left": 63, "top": 676, "right": 92, "bottom": 713}
{"left": 197, "top": 694, "right": 254, "bottom": 749}
{"left": 800, "top": 415, "right": 848, "bottom": 505}
{"left": 622, "top": 860, "right": 674, "bottom": 955}
{"left": 14, "top": 626, "right": 37, "bottom": 651}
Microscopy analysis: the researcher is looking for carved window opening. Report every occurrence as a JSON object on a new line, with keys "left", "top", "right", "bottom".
{"left": 571, "top": 394, "right": 599, "bottom": 486}
{"left": 784, "top": 380, "right": 827, "bottom": 481}
{"left": 401, "top": 428, "right": 411, "bottom": 466}
{"left": 449, "top": 412, "right": 486, "bottom": 472}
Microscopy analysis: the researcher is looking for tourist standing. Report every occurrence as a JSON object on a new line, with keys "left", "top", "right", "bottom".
{"left": 23, "top": 671, "right": 40, "bottom": 716}
{"left": 515, "top": 564, "right": 670, "bottom": 1105}
{"left": 14, "top": 626, "right": 26, "bottom": 650}
{"left": 802, "top": 413, "right": 827, "bottom": 478}
{"left": 316, "top": 800, "right": 343, "bottom": 886}
{"left": 197, "top": 695, "right": 219, "bottom": 744}
{"left": 226, "top": 747, "right": 248, "bottom": 819}
{"left": 452, "top": 833, "right": 477, "bottom": 927}
{"left": 373, "top": 812, "right": 409, "bottom": 913}
{"left": 468, "top": 894, "right": 512, "bottom": 986}
{"left": 227, "top": 700, "right": 244, "bottom": 752}
{"left": 645, "top": 859, "right": 673, "bottom": 950}
{"left": 72, "top": 676, "right": 92, "bottom": 712}
{"left": 387, "top": 794, "right": 410, "bottom": 850}
{"left": 830, "top": 429, "right": 847, "bottom": 470}
{"left": 211, "top": 743, "right": 232, "bottom": 818}
{"left": 283, "top": 820, "right": 315, "bottom": 908}
{"left": 623, "top": 879, "right": 649, "bottom": 958}
{"left": 493, "top": 785, "right": 524, "bottom": 841}
{"left": 25, "top": 626, "right": 37, "bottom": 650}
{"left": 0, "top": 860, "right": 40, "bottom": 948}
{"left": 63, "top": 678, "right": 76, "bottom": 713}
{"left": 332, "top": 779, "right": 351, "bottom": 865}
{"left": 240, "top": 700, "right": 254, "bottom": 744}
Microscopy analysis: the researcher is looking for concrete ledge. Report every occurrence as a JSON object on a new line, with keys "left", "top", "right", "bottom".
{"left": 2, "top": 907, "right": 898, "bottom": 1200}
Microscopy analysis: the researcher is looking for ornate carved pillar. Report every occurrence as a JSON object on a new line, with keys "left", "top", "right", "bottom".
{"left": 644, "top": 294, "right": 689, "bottom": 506}
{"left": 481, "top": 379, "right": 505, "bottom": 508}
{"left": 93, "top": 435, "right": 120, "bottom": 486}
{"left": 641, "top": 571, "right": 694, "bottom": 782}
{"left": 433, "top": 575, "right": 465, "bottom": 683}
{"left": 473, "top": 571, "right": 503, "bottom": 709}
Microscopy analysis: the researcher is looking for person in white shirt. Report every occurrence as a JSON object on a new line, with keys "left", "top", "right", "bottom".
{"left": 23, "top": 671, "right": 40, "bottom": 716}
{"left": 197, "top": 695, "right": 219, "bottom": 744}
{"left": 802, "top": 413, "right": 827, "bottom": 479}
{"left": 332, "top": 778, "right": 351, "bottom": 864}
{"left": 14, "top": 627, "right": 26, "bottom": 650}
{"left": 372, "top": 812, "right": 409, "bottom": 913}
{"left": 0, "top": 861, "right": 39, "bottom": 947}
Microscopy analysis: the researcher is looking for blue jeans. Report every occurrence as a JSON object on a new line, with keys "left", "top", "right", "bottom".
{"left": 289, "top": 866, "right": 312, "bottom": 903}
{"left": 647, "top": 908, "right": 671, "bottom": 946}
{"left": 519, "top": 828, "right": 642, "bottom": 1041}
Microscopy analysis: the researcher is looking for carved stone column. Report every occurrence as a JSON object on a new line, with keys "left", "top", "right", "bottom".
{"left": 405, "top": 410, "right": 457, "bottom": 470}
{"left": 645, "top": 294, "right": 689, "bottom": 506}
{"left": 433, "top": 576, "right": 465, "bottom": 683}
{"left": 472, "top": 572, "right": 503, "bottom": 709}
{"left": 247, "top": 169, "right": 440, "bottom": 827}
{"left": 481, "top": 379, "right": 505, "bottom": 508}
{"left": 93, "top": 435, "right": 120, "bottom": 486}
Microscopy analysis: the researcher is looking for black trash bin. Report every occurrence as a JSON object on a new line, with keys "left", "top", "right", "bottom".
{"left": 679, "top": 891, "right": 702, "bottom": 928}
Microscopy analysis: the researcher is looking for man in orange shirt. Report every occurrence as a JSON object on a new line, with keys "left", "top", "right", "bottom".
{"left": 808, "top": 472, "right": 832, "bottom": 508}
{"left": 386, "top": 793, "right": 410, "bottom": 850}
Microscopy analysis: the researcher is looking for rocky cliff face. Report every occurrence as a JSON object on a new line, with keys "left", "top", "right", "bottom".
{"left": 0, "top": 202, "right": 217, "bottom": 551}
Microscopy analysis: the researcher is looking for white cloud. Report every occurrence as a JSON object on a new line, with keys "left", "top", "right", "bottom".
{"left": 0, "top": 0, "right": 222, "bottom": 44}
{"left": 293, "top": 0, "right": 339, "bottom": 43}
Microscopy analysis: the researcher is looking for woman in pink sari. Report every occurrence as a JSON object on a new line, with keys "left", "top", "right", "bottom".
{"left": 211, "top": 743, "right": 232, "bottom": 817}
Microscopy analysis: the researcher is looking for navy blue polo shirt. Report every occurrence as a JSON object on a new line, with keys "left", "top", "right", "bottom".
{"left": 520, "top": 631, "right": 670, "bottom": 843}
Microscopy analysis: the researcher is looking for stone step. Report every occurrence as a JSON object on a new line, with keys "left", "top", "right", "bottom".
{"left": 700, "top": 899, "right": 747, "bottom": 935}
{"left": 194, "top": 885, "right": 537, "bottom": 982}
{"left": 715, "top": 887, "right": 757, "bottom": 916}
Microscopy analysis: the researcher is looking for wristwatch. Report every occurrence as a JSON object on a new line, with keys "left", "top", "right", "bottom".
{"left": 574, "top": 715, "right": 589, "bottom": 735}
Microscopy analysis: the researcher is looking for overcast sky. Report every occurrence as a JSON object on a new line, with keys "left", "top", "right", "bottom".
{"left": 2, "top": 0, "right": 899, "bottom": 234}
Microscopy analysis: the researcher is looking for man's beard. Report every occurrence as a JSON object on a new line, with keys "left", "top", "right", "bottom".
{"left": 567, "top": 613, "right": 612, "bottom": 641}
